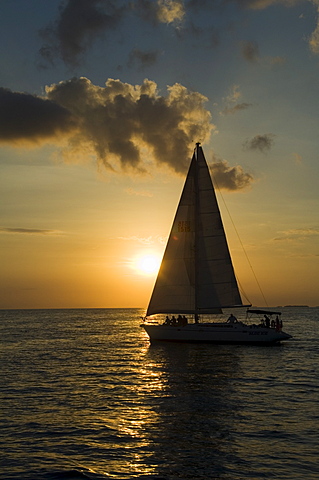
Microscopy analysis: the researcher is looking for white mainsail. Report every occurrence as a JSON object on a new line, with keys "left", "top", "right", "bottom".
{"left": 146, "top": 143, "right": 244, "bottom": 317}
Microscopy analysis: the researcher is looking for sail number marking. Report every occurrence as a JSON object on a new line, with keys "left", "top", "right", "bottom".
{"left": 178, "top": 221, "right": 191, "bottom": 232}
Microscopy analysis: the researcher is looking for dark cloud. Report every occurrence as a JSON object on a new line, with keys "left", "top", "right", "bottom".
{"left": 243, "top": 133, "right": 276, "bottom": 152}
{"left": 37, "top": 0, "right": 319, "bottom": 68}
{"left": 0, "top": 87, "right": 75, "bottom": 144}
{"left": 241, "top": 41, "right": 287, "bottom": 67}
{"left": 210, "top": 155, "right": 254, "bottom": 191}
{"left": 39, "top": 0, "right": 127, "bottom": 66}
{"left": 241, "top": 40, "right": 259, "bottom": 63}
{"left": 39, "top": 0, "right": 185, "bottom": 67}
{"left": 1, "top": 77, "right": 213, "bottom": 174}
{"left": 0, "top": 227, "right": 62, "bottom": 235}
{"left": 220, "top": 102, "right": 253, "bottom": 115}
{"left": 220, "top": 85, "right": 253, "bottom": 115}
{"left": 127, "top": 48, "right": 161, "bottom": 70}
{"left": 46, "top": 77, "right": 213, "bottom": 172}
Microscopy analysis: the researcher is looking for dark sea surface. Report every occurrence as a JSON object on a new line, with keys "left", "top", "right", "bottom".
{"left": 1, "top": 307, "right": 318, "bottom": 480}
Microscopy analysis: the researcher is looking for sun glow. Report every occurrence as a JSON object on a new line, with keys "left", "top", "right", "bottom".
{"left": 134, "top": 254, "right": 161, "bottom": 275}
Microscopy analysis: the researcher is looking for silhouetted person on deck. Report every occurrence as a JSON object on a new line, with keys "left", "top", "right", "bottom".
{"left": 228, "top": 313, "right": 237, "bottom": 323}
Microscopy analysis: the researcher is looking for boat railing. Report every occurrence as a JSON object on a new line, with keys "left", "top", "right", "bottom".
{"left": 142, "top": 311, "right": 284, "bottom": 330}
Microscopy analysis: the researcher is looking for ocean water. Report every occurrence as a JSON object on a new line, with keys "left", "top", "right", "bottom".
{"left": 1, "top": 307, "right": 318, "bottom": 480}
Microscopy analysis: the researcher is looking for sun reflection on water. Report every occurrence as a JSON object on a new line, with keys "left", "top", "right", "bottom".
{"left": 2, "top": 309, "right": 318, "bottom": 480}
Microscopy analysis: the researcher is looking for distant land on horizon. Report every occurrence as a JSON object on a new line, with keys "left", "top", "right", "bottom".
{"left": 283, "top": 305, "right": 310, "bottom": 308}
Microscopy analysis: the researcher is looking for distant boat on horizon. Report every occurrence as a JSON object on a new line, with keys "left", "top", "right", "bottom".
{"left": 141, "top": 143, "right": 292, "bottom": 344}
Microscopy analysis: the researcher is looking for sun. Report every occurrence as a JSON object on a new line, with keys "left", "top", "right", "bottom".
{"left": 134, "top": 254, "right": 161, "bottom": 275}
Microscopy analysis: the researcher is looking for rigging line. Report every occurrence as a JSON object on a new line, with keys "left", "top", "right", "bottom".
{"left": 212, "top": 173, "right": 269, "bottom": 308}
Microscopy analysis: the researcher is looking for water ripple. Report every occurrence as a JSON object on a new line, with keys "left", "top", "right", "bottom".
{"left": 1, "top": 307, "right": 318, "bottom": 480}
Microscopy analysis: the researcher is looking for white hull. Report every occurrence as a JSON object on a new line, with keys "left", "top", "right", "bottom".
{"left": 142, "top": 322, "right": 292, "bottom": 344}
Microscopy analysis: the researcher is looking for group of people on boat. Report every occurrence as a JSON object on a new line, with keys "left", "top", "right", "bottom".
{"left": 227, "top": 313, "right": 283, "bottom": 331}
{"left": 162, "top": 312, "right": 283, "bottom": 331}
{"left": 163, "top": 315, "right": 188, "bottom": 326}
{"left": 263, "top": 314, "right": 283, "bottom": 331}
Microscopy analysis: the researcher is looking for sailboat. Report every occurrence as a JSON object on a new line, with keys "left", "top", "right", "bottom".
{"left": 141, "top": 143, "right": 291, "bottom": 344}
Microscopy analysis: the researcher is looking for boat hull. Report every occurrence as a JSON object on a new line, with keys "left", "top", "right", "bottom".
{"left": 141, "top": 322, "right": 292, "bottom": 344}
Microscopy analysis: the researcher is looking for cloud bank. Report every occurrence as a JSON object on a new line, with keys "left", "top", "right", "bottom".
{"left": 38, "top": 0, "right": 319, "bottom": 66}
{"left": 0, "top": 87, "right": 75, "bottom": 144}
{"left": 0, "top": 77, "right": 213, "bottom": 174}
{"left": 39, "top": 0, "right": 185, "bottom": 66}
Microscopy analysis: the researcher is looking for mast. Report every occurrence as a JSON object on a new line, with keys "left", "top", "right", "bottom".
{"left": 194, "top": 142, "right": 200, "bottom": 321}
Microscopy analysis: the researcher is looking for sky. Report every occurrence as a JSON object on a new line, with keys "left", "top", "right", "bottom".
{"left": 0, "top": 0, "right": 318, "bottom": 309}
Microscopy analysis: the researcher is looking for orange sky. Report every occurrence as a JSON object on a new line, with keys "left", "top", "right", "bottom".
{"left": 1, "top": 1, "right": 319, "bottom": 308}
{"left": 1, "top": 153, "right": 318, "bottom": 309}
